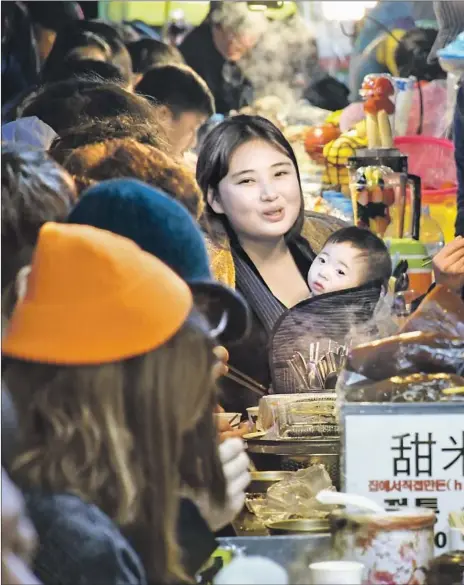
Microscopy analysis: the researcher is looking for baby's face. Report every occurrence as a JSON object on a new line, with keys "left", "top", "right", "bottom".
{"left": 308, "top": 242, "right": 367, "bottom": 296}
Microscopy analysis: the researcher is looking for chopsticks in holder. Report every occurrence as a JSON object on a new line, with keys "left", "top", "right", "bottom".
{"left": 225, "top": 365, "right": 267, "bottom": 396}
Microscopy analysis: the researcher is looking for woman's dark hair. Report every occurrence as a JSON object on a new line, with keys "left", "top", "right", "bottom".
{"left": 395, "top": 28, "right": 446, "bottom": 82}
{"left": 6, "top": 313, "right": 226, "bottom": 584}
{"left": 42, "top": 58, "right": 131, "bottom": 86}
{"left": 136, "top": 64, "right": 215, "bottom": 118}
{"left": 41, "top": 20, "right": 132, "bottom": 83}
{"left": 127, "top": 38, "right": 184, "bottom": 74}
{"left": 17, "top": 79, "right": 159, "bottom": 135}
{"left": 196, "top": 115, "right": 304, "bottom": 242}
{"left": 25, "top": 1, "right": 83, "bottom": 32}
{"left": 1, "top": 144, "right": 76, "bottom": 292}
{"left": 50, "top": 115, "right": 170, "bottom": 160}
{"left": 2, "top": 383, "right": 20, "bottom": 472}
{"left": 55, "top": 138, "right": 203, "bottom": 217}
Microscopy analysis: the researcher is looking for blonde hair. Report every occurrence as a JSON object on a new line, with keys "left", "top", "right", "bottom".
{"left": 6, "top": 312, "right": 225, "bottom": 583}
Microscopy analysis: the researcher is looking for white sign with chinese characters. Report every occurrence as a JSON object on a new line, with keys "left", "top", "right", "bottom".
{"left": 344, "top": 413, "right": 464, "bottom": 554}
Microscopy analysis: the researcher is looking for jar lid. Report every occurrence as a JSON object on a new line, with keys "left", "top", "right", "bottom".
{"left": 331, "top": 507, "right": 435, "bottom": 531}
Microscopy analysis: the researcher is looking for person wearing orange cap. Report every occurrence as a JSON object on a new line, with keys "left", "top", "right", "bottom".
{"left": 2, "top": 222, "right": 237, "bottom": 584}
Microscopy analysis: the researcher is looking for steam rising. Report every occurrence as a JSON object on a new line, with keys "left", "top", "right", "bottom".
{"left": 212, "top": 3, "right": 322, "bottom": 121}
{"left": 210, "top": 2, "right": 268, "bottom": 37}
{"left": 239, "top": 13, "right": 318, "bottom": 105}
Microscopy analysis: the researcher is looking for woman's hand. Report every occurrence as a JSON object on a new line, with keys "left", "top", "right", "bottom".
{"left": 215, "top": 411, "right": 251, "bottom": 443}
{"left": 188, "top": 438, "right": 251, "bottom": 532}
{"left": 433, "top": 237, "right": 464, "bottom": 293}
{"left": 218, "top": 421, "right": 252, "bottom": 443}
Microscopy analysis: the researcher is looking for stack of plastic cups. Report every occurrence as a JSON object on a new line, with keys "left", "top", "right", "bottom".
{"left": 437, "top": 32, "right": 464, "bottom": 130}
{"left": 391, "top": 76, "right": 416, "bottom": 137}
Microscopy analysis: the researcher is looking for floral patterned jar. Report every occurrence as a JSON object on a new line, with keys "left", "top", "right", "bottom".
{"left": 331, "top": 508, "right": 435, "bottom": 585}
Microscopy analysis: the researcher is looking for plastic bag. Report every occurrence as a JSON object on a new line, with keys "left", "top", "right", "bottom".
{"left": 336, "top": 285, "right": 464, "bottom": 403}
{"left": 400, "top": 285, "right": 464, "bottom": 339}
{"left": 344, "top": 332, "right": 463, "bottom": 381}
{"left": 274, "top": 396, "right": 338, "bottom": 439}
{"left": 406, "top": 81, "right": 448, "bottom": 138}
{"left": 248, "top": 465, "right": 336, "bottom": 524}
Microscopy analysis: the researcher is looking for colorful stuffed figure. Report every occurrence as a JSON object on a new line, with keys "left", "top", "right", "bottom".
{"left": 361, "top": 75, "right": 396, "bottom": 149}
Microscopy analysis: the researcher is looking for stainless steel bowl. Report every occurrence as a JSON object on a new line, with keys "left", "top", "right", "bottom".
{"left": 248, "top": 471, "right": 294, "bottom": 494}
{"left": 266, "top": 518, "right": 330, "bottom": 535}
{"left": 246, "top": 436, "right": 341, "bottom": 489}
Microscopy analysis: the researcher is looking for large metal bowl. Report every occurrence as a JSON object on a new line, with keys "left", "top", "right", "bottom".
{"left": 246, "top": 436, "right": 341, "bottom": 489}
{"left": 248, "top": 471, "right": 294, "bottom": 494}
{"left": 266, "top": 518, "right": 330, "bottom": 535}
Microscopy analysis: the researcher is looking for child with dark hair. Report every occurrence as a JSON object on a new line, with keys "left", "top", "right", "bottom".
{"left": 127, "top": 39, "right": 185, "bottom": 84}
{"left": 136, "top": 64, "right": 215, "bottom": 155}
{"left": 308, "top": 226, "right": 392, "bottom": 296}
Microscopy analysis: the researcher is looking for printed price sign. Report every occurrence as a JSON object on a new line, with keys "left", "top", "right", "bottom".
{"left": 343, "top": 409, "right": 464, "bottom": 554}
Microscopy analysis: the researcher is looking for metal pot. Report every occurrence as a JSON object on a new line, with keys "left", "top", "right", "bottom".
{"left": 246, "top": 436, "right": 341, "bottom": 489}
{"left": 266, "top": 518, "right": 330, "bottom": 535}
{"left": 248, "top": 471, "right": 294, "bottom": 494}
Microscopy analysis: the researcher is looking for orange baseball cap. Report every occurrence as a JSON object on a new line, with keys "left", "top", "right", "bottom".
{"left": 2, "top": 222, "right": 193, "bottom": 364}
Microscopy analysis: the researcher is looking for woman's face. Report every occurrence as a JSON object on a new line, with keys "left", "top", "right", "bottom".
{"left": 209, "top": 139, "right": 301, "bottom": 243}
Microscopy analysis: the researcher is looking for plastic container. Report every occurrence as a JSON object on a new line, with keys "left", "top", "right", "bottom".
{"left": 322, "top": 191, "right": 354, "bottom": 222}
{"left": 392, "top": 76, "right": 416, "bottom": 137}
{"left": 386, "top": 206, "right": 445, "bottom": 258}
{"left": 331, "top": 508, "right": 435, "bottom": 585}
{"left": 385, "top": 238, "right": 432, "bottom": 298}
{"left": 394, "top": 136, "right": 457, "bottom": 242}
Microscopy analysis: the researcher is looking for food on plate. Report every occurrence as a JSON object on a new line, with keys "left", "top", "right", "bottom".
{"left": 344, "top": 372, "right": 464, "bottom": 403}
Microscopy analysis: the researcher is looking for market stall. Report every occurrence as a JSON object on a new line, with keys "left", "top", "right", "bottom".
{"left": 207, "top": 68, "right": 463, "bottom": 584}
{"left": 204, "top": 282, "right": 464, "bottom": 585}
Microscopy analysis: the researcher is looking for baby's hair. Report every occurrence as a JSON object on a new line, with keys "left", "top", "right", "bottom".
{"left": 325, "top": 226, "right": 392, "bottom": 287}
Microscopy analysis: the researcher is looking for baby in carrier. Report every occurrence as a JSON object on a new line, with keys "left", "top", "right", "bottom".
{"left": 307, "top": 226, "right": 392, "bottom": 297}
{"left": 272, "top": 227, "right": 394, "bottom": 393}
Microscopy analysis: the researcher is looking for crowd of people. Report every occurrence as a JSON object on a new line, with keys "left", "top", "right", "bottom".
{"left": 2, "top": 2, "right": 464, "bottom": 584}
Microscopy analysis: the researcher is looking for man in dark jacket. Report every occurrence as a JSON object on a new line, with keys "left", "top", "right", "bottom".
{"left": 1, "top": 2, "right": 40, "bottom": 106}
{"left": 428, "top": 0, "right": 464, "bottom": 236}
{"left": 454, "top": 86, "right": 464, "bottom": 237}
{"left": 180, "top": 2, "right": 266, "bottom": 114}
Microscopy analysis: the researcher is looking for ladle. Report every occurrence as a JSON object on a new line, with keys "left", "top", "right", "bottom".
{"left": 316, "top": 490, "right": 385, "bottom": 513}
